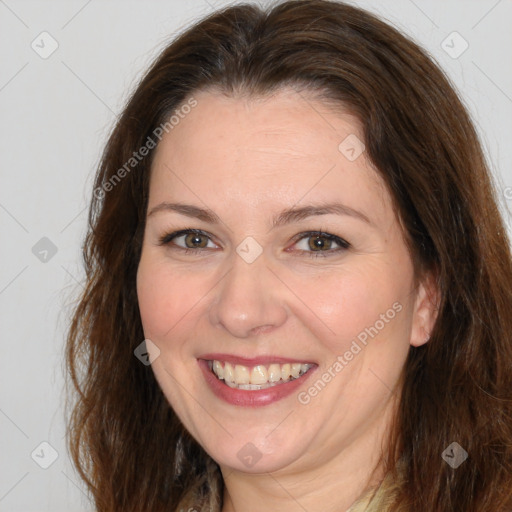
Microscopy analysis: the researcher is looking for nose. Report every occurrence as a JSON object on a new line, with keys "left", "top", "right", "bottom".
{"left": 208, "top": 250, "right": 288, "bottom": 338}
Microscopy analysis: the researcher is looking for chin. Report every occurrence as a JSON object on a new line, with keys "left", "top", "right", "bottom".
{"left": 201, "top": 431, "right": 309, "bottom": 474}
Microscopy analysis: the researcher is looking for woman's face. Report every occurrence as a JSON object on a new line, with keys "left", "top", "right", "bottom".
{"left": 137, "top": 88, "right": 435, "bottom": 475}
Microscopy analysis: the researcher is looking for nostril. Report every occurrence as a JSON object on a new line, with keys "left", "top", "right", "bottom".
{"left": 250, "top": 324, "right": 274, "bottom": 336}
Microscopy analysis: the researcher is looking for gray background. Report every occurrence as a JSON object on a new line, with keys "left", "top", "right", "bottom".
{"left": 1, "top": 0, "right": 511, "bottom": 510}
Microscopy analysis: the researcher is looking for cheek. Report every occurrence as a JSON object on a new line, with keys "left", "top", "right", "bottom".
{"left": 287, "top": 263, "right": 408, "bottom": 355}
{"left": 136, "top": 256, "right": 206, "bottom": 339}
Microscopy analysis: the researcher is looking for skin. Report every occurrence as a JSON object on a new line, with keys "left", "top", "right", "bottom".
{"left": 136, "top": 88, "right": 438, "bottom": 512}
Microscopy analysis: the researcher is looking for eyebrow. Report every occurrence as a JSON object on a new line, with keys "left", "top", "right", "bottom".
{"left": 147, "top": 202, "right": 220, "bottom": 223}
{"left": 147, "top": 201, "right": 372, "bottom": 227}
{"left": 272, "top": 203, "right": 372, "bottom": 227}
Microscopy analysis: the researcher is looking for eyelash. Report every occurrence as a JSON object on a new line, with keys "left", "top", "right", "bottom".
{"left": 158, "top": 228, "right": 350, "bottom": 258}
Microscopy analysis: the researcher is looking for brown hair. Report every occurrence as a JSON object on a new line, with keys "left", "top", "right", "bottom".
{"left": 65, "top": 1, "right": 512, "bottom": 510}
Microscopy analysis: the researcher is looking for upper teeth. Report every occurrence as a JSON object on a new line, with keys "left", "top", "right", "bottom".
{"left": 209, "top": 360, "right": 313, "bottom": 389}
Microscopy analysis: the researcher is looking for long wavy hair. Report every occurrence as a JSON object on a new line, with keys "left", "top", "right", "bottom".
{"left": 65, "top": 1, "right": 512, "bottom": 510}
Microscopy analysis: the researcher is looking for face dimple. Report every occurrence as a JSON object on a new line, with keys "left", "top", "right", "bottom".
{"left": 136, "top": 87, "right": 421, "bottom": 477}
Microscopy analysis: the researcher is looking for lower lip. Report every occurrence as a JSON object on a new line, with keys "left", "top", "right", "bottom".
{"left": 198, "top": 359, "right": 317, "bottom": 407}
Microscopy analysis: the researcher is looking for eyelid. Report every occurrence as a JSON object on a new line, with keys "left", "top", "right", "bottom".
{"left": 290, "top": 230, "right": 349, "bottom": 246}
{"left": 288, "top": 230, "right": 350, "bottom": 255}
{"left": 158, "top": 228, "right": 219, "bottom": 248}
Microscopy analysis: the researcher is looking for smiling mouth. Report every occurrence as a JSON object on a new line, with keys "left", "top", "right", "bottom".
{"left": 207, "top": 360, "right": 315, "bottom": 390}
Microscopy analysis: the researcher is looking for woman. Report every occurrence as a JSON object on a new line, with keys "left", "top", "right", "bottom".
{"left": 65, "top": 1, "right": 512, "bottom": 510}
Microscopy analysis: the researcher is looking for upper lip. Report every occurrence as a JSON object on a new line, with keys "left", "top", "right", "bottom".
{"left": 198, "top": 353, "right": 316, "bottom": 366}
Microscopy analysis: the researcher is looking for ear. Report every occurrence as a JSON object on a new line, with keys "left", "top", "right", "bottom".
{"left": 410, "top": 271, "right": 440, "bottom": 347}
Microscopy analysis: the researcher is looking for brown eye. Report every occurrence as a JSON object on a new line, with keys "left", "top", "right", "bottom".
{"left": 308, "top": 235, "right": 334, "bottom": 251}
{"left": 184, "top": 232, "right": 208, "bottom": 248}
{"left": 292, "top": 231, "right": 350, "bottom": 258}
{"left": 159, "top": 229, "right": 217, "bottom": 251}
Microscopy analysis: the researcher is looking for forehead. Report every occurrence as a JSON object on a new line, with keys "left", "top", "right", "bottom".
{"left": 149, "top": 88, "right": 389, "bottom": 221}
